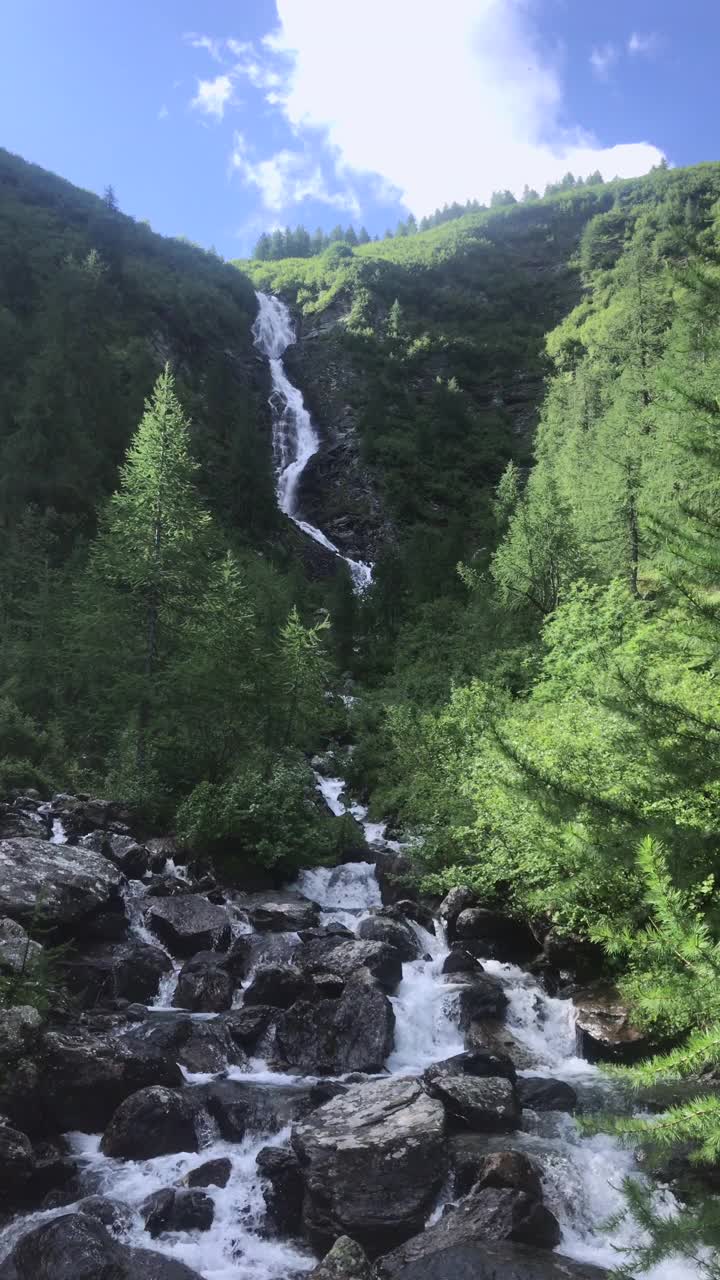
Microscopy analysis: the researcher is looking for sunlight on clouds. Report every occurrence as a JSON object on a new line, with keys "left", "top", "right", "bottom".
{"left": 590, "top": 43, "right": 618, "bottom": 80}
{"left": 255, "top": 0, "right": 663, "bottom": 215}
{"left": 192, "top": 73, "right": 234, "bottom": 119}
{"left": 628, "top": 32, "right": 660, "bottom": 56}
{"left": 230, "top": 133, "right": 360, "bottom": 216}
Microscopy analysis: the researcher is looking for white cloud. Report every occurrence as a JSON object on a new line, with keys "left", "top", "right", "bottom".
{"left": 242, "top": 0, "right": 663, "bottom": 216}
{"left": 191, "top": 73, "right": 234, "bottom": 119}
{"left": 158, "top": 104, "right": 169, "bottom": 121}
{"left": 231, "top": 134, "right": 360, "bottom": 216}
{"left": 590, "top": 43, "right": 618, "bottom": 80}
{"left": 628, "top": 31, "right": 659, "bottom": 56}
{"left": 186, "top": 33, "right": 223, "bottom": 62}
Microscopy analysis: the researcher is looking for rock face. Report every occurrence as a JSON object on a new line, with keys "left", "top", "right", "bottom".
{"left": 185, "top": 1157, "right": 232, "bottom": 1189}
{"left": 453, "top": 1147, "right": 544, "bottom": 1199}
{"left": 0, "top": 1124, "right": 35, "bottom": 1197}
{"left": 142, "top": 1188, "right": 214, "bottom": 1237}
{"left": 454, "top": 910, "right": 537, "bottom": 963}
{"left": 425, "top": 1074, "right": 520, "bottom": 1133}
{"left": 0, "top": 838, "right": 125, "bottom": 934}
{"left": 298, "top": 937, "right": 402, "bottom": 992}
{"left": 0, "top": 1213, "right": 205, "bottom": 1280}
{"left": 358, "top": 914, "right": 421, "bottom": 961}
{"left": 377, "top": 1242, "right": 612, "bottom": 1280}
{"left": 457, "top": 975, "right": 509, "bottom": 1025}
{"left": 243, "top": 963, "right": 305, "bottom": 1008}
{"left": 63, "top": 941, "right": 172, "bottom": 1007}
{"left": 201, "top": 1080, "right": 320, "bottom": 1143}
{"left": 0, "top": 918, "right": 43, "bottom": 974}
{"left": 256, "top": 1145, "right": 305, "bottom": 1237}
{"left": 573, "top": 984, "right": 649, "bottom": 1064}
{"left": 424, "top": 1050, "right": 516, "bottom": 1087}
{"left": 274, "top": 980, "right": 395, "bottom": 1074}
{"left": 0, "top": 1005, "right": 41, "bottom": 1061}
{"left": 516, "top": 1077, "right": 577, "bottom": 1113}
{"left": 291, "top": 1077, "right": 446, "bottom": 1254}
{"left": 101, "top": 1086, "right": 199, "bottom": 1160}
{"left": 442, "top": 947, "right": 482, "bottom": 975}
{"left": 173, "top": 951, "right": 234, "bottom": 1012}
{"left": 145, "top": 895, "right": 232, "bottom": 957}
{"left": 438, "top": 888, "right": 476, "bottom": 937}
{"left": 239, "top": 891, "right": 320, "bottom": 932}
{"left": 308, "top": 1236, "right": 377, "bottom": 1280}
{"left": 80, "top": 830, "right": 150, "bottom": 878}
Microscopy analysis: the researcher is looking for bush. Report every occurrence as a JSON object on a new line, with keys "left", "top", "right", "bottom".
{"left": 176, "top": 758, "right": 346, "bottom": 875}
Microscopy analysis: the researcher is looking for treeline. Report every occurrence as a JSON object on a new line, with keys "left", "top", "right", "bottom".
{"left": 253, "top": 223, "right": 372, "bottom": 260}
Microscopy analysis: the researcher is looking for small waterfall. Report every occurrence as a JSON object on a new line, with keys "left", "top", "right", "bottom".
{"left": 252, "top": 292, "right": 373, "bottom": 592}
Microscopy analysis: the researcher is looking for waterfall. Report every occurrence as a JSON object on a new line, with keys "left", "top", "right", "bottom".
{"left": 252, "top": 292, "right": 373, "bottom": 592}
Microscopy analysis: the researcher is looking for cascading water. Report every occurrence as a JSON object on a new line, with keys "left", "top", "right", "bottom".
{"left": 252, "top": 292, "right": 373, "bottom": 591}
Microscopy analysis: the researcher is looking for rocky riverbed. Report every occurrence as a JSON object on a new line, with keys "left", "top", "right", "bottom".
{"left": 0, "top": 781, "right": 703, "bottom": 1280}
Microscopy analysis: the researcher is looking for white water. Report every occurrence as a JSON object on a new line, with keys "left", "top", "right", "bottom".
{"left": 252, "top": 292, "right": 372, "bottom": 592}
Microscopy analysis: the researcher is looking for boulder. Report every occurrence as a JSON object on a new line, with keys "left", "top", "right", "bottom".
{"left": 201, "top": 1080, "right": 320, "bottom": 1143}
{"left": 442, "top": 948, "right": 482, "bottom": 976}
{"left": 423, "top": 1050, "right": 516, "bottom": 1087}
{"left": 308, "top": 1236, "right": 377, "bottom": 1280}
{"left": 0, "top": 802, "right": 49, "bottom": 840}
{"left": 379, "top": 1188, "right": 560, "bottom": 1277}
{"left": 173, "top": 951, "right": 234, "bottom": 1013}
{"left": 376, "top": 1242, "right": 611, "bottom": 1280}
{"left": 470, "top": 1151, "right": 543, "bottom": 1199}
{"left": 438, "top": 888, "right": 476, "bottom": 938}
{"left": 454, "top": 910, "right": 537, "bottom": 963}
{"left": 0, "top": 1124, "right": 34, "bottom": 1197}
{"left": 79, "top": 831, "right": 149, "bottom": 879}
{"left": 298, "top": 922, "right": 354, "bottom": 943}
{"left": 425, "top": 1074, "right": 520, "bottom": 1133}
{"left": 101, "top": 1086, "right": 199, "bottom": 1159}
{"left": 573, "top": 984, "right": 650, "bottom": 1064}
{"left": 145, "top": 875, "right": 195, "bottom": 898}
{"left": 63, "top": 941, "right": 172, "bottom": 1007}
{"left": 224, "top": 1005, "right": 276, "bottom": 1052}
{"left": 457, "top": 975, "right": 509, "bottom": 1026}
{"left": 0, "top": 1213, "right": 205, "bottom": 1280}
{"left": 542, "top": 930, "right": 604, "bottom": 983}
{"left": 239, "top": 891, "right": 320, "bottom": 932}
{"left": 256, "top": 1145, "right": 304, "bottom": 1237}
{"left": 146, "top": 836, "right": 179, "bottom": 872}
{"left": 463, "top": 1020, "right": 535, "bottom": 1070}
{"left": 185, "top": 1156, "right": 232, "bottom": 1189}
{"left": 0, "top": 1005, "right": 42, "bottom": 1062}
{"left": 298, "top": 938, "right": 402, "bottom": 992}
{"left": 176, "top": 1018, "right": 248, "bottom": 1075}
{"left": 373, "top": 848, "right": 416, "bottom": 906}
{"left": 291, "top": 1077, "right": 446, "bottom": 1254}
{"left": 75, "top": 1196, "right": 133, "bottom": 1234}
{"left": 0, "top": 918, "right": 43, "bottom": 974}
{"left": 142, "top": 1188, "right": 214, "bottom": 1237}
{"left": 0, "top": 838, "right": 125, "bottom": 935}
{"left": 358, "top": 915, "right": 421, "bottom": 962}
{"left": 381, "top": 900, "right": 435, "bottom": 931}
{"left": 145, "top": 895, "right": 232, "bottom": 957}
{"left": 243, "top": 963, "right": 306, "bottom": 1008}
{"left": 275, "top": 980, "right": 395, "bottom": 1075}
{"left": 517, "top": 1077, "right": 577, "bottom": 1113}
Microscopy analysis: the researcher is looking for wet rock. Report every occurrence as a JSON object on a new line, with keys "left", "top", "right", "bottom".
{"left": 438, "top": 887, "right": 476, "bottom": 938}
{"left": 145, "top": 875, "right": 195, "bottom": 898}
{"left": 240, "top": 891, "right": 320, "bottom": 932}
{"left": 224, "top": 1005, "right": 276, "bottom": 1051}
{"left": 79, "top": 830, "right": 149, "bottom": 878}
{"left": 275, "top": 979, "right": 395, "bottom": 1075}
{"left": 0, "top": 801, "right": 49, "bottom": 840}
{"left": 142, "top": 1187, "right": 214, "bottom": 1237}
{"left": 0, "top": 837, "right": 125, "bottom": 935}
{"left": 201, "top": 1080, "right": 320, "bottom": 1143}
{"left": 179, "top": 1018, "right": 249, "bottom": 1074}
{"left": 173, "top": 951, "right": 234, "bottom": 1012}
{"left": 76, "top": 1195, "right": 133, "bottom": 1233}
{"left": 257, "top": 1145, "right": 304, "bottom": 1237}
{"left": 423, "top": 1050, "right": 516, "bottom": 1087}
{"left": 0, "top": 1213, "right": 205, "bottom": 1280}
{"left": 145, "top": 894, "right": 232, "bottom": 957}
{"left": 298, "top": 938, "right": 402, "bottom": 992}
{"left": 463, "top": 1020, "right": 535, "bottom": 1070}
{"left": 463, "top": 1150, "right": 543, "bottom": 1199}
{"left": 517, "top": 1077, "right": 577, "bottom": 1113}
{"left": 146, "top": 836, "right": 178, "bottom": 872}
{"left": 425, "top": 1074, "right": 520, "bottom": 1133}
{"left": 291, "top": 1076, "right": 446, "bottom": 1254}
{"left": 299, "top": 922, "right": 354, "bottom": 942}
{"left": 358, "top": 914, "right": 421, "bottom": 961}
{"left": 0, "top": 1124, "right": 34, "bottom": 1196}
{"left": 457, "top": 975, "right": 509, "bottom": 1025}
{"left": 308, "top": 971, "right": 345, "bottom": 998}
{"left": 373, "top": 848, "right": 416, "bottom": 906}
{"left": 63, "top": 941, "right": 172, "bottom": 1007}
{"left": 308, "top": 1236, "right": 377, "bottom": 1280}
{"left": 573, "top": 984, "right": 650, "bottom": 1064}
{"left": 380, "top": 1188, "right": 560, "bottom": 1276}
{"left": 381, "top": 900, "right": 435, "bottom": 931}
{"left": 454, "top": 910, "right": 537, "bottom": 963}
{"left": 541, "top": 929, "right": 604, "bottom": 983}
{"left": 243, "top": 963, "right": 305, "bottom": 1008}
{"left": 376, "top": 1241, "right": 611, "bottom": 1280}
{"left": 0, "top": 1005, "right": 42, "bottom": 1061}
{"left": 185, "top": 1156, "right": 232, "bottom": 1189}
{"left": 224, "top": 934, "right": 253, "bottom": 978}
{"left": 0, "top": 1056, "right": 41, "bottom": 1136}
{"left": 442, "top": 947, "right": 482, "bottom": 975}
{"left": 0, "top": 918, "right": 43, "bottom": 975}
{"left": 101, "top": 1085, "right": 199, "bottom": 1159}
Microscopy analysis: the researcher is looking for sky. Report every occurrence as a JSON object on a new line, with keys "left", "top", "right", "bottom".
{"left": 2, "top": 0, "right": 718, "bottom": 258}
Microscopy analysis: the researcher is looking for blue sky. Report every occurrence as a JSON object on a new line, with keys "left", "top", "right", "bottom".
{"left": 3, "top": 1, "right": 718, "bottom": 258}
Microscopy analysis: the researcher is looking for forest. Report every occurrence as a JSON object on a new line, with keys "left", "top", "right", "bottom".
{"left": 2, "top": 144, "right": 720, "bottom": 1274}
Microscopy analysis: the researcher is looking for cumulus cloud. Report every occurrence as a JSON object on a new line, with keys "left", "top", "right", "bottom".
{"left": 230, "top": 134, "right": 360, "bottom": 215}
{"left": 185, "top": 33, "right": 223, "bottom": 62}
{"left": 245, "top": 0, "right": 663, "bottom": 216}
{"left": 191, "top": 73, "right": 234, "bottom": 119}
{"left": 628, "top": 31, "right": 660, "bottom": 56}
{"left": 590, "top": 43, "right": 618, "bottom": 80}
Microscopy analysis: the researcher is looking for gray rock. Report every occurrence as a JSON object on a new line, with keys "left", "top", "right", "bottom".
{"left": 63, "top": 941, "right": 172, "bottom": 1007}
{"left": 573, "top": 984, "right": 650, "bottom": 1064}
{"left": 145, "top": 895, "right": 232, "bottom": 957}
{"left": 425, "top": 1074, "right": 520, "bottom": 1133}
{"left": 0, "top": 1005, "right": 41, "bottom": 1062}
{"left": 291, "top": 1077, "right": 446, "bottom": 1254}
{"left": 463, "top": 1019, "right": 535, "bottom": 1070}
{"left": 243, "top": 963, "right": 305, "bottom": 1008}
{"left": 224, "top": 1005, "right": 276, "bottom": 1051}
{"left": 173, "top": 951, "right": 234, "bottom": 1012}
{"left": 453, "top": 910, "right": 537, "bottom": 962}
{"left": 423, "top": 1051, "right": 516, "bottom": 1088}
{"left": 376, "top": 1241, "right": 611, "bottom": 1280}
{"left": 0, "top": 1213, "right": 205, "bottom": 1280}
{"left": 176, "top": 1018, "right": 247, "bottom": 1075}
{"left": 239, "top": 891, "right": 320, "bottom": 932}
{"left": 79, "top": 831, "right": 149, "bottom": 878}
{"left": 76, "top": 1195, "right": 133, "bottom": 1234}
{"left": 308, "top": 1236, "right": 377, "bottom": 1280}
{"left": 517, "top": 1077, "right": 577, "bottom": 1113}
{"left": 298, "top": 938, "right": 402, "bottom": 992}
{"left": 438, "top": 888, "right": 475, "bottom": 937}
{"left": 457, "top": 975, "right": 509, "bottom": 1026}
{"left": 455, "top": 1149, "right": 543, "bottom": 1199}
{"left": 0, "top": 1124, "right": 34, "bottom": 1196}
{"left": 184, "top": 1157, "right": 232, "bottom": 1189}
{"left": 0, "top": 838, "right": 125, "bottom": 933}
{"left": 256, "top": 1145, "right": 304, "bottom": 1237}
{"left": 442, "top": 947, "right": 482, "bottom": 975}
{"left": 275, "top": 979, "right": 394, "bottom": 1074}
{"left": 101, "top": 1086, "right": 199, "bottom": 1159}
{"left": 201, "top": 1080, "right": 319, "bottom": 1143}
{"left": 142, "top": 1187, "right": 214, "bottom": 1237}
{"left": 358, "top": 915, "right": 420, "bottom": 961}
{"left": 0, "top": 918, "right": 43, "bottom": 975}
